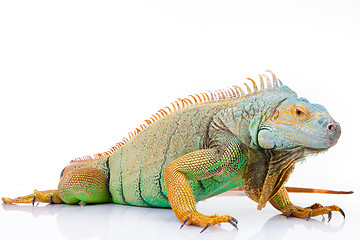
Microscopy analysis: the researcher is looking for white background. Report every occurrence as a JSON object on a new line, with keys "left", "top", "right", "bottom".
{"left": 0, "top": 0, "right": 359, "bottom": 239}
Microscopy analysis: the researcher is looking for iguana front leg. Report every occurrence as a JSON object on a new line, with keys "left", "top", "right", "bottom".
{"left": 270, "top": 187, "right": 345, "bottom": 221}
{"left": 164, "top": 148, "right": 238, "bottom": 232}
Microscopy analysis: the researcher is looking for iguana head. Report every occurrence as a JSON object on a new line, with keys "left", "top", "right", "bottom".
{"left": 257, "top": 96, "right": 341, "bottom": 154}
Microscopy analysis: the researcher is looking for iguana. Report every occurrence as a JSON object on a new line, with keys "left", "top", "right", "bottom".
{"left": 3, "top": 71, "right": 347, "bottom": 233}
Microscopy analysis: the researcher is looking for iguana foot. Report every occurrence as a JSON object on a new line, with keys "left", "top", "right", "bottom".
{"left": 284, "top": 203, "right": 345, "bottom": 221}
{"left": 2, "top": 189, "right": 62, "bottom": 205}
{"left": 179, "top": 212, "right": 238, "bottom": 233}
{"left": 270, "top": 187, "right": 345, "bottom": 222}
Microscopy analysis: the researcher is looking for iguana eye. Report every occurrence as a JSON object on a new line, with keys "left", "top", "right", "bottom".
{"left": 294, "top": 107, "right": 308, "bottom": 121}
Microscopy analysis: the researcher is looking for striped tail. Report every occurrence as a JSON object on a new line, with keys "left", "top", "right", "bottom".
{"left": 284, "top": 187, "right": 353, "bottom": 194}
{"left": 229, "top": 186, "right": 353, "bottom": 194}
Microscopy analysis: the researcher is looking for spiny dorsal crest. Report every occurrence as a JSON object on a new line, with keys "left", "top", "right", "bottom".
{"left": 71, "top": 70, "right": 282, "bottom": 163}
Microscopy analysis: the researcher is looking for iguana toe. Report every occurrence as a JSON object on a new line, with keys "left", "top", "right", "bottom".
{"left": 285, "top": 203, "right": 344, "bottom": 221}
{"left": 179, "top": 212, "right": 238, "bottom": 232}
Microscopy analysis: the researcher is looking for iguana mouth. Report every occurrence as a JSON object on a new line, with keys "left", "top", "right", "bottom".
{"left": 310, "top": 135, "right": 338, "bottom": 146}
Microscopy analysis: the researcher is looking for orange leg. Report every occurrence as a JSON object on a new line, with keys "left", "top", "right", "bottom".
{"left": 164, "top": 149, "right": 238, "bottom": 233}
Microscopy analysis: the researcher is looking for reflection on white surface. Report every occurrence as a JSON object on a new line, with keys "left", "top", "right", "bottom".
{"left": 1, "top": 193, "right": 359, "bottom": 240}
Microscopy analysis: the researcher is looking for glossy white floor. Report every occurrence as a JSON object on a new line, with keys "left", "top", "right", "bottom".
{"left": 1, "top": 191, "right": 358, "bottom": 240}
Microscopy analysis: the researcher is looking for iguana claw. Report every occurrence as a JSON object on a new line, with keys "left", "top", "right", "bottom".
{"left": 327, "top": 211, "right": 332, "bottom": 222}
{"left": 286, "top": 208, "right": 294, "bottom": 218}
{"left": 180, "top": 216, "right": 189, "bottom": 229}
{"left": 200, "top": 223, "right": 211, "bottom": 233}
{"left": 227, "top": 218, "right": 238, "bottom": 230}
{"left": 306, "top": 211, "right": 313, "bottom": 221}
{"left": 339, "top": 208, "right": 345, "bottom": 219}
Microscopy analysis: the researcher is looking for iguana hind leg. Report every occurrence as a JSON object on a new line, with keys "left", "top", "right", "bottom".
{"left": 3, "top": 166, "right": 112, "bottom": 205}
{"left": 164, "top": 148, "right": 238, "bottom": 232}
{"left": 270, "top": 187, "right": 345, "bottom": 221}
{"left": 57, "top": 166, "right": 112, "bottom": 204}
{"left": 2, "top": 189, "right": 63, "bottom": 204}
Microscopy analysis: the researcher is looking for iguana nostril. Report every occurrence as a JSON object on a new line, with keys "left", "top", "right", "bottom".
{"left": 327, "top": 123, "right": 334, "bottom": 131}
{"left": 326, "top": 122, "right": 341, "bottom": 141}
{"left": 327, "top": 122, "right": 339, "bottom": 132}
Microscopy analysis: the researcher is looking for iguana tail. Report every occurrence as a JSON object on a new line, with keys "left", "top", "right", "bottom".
{"left": 231, "top": 186, "right": 353, "bottom": 194}
{"left": 284, "top": 187, "right": 353, "bottom": 194}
